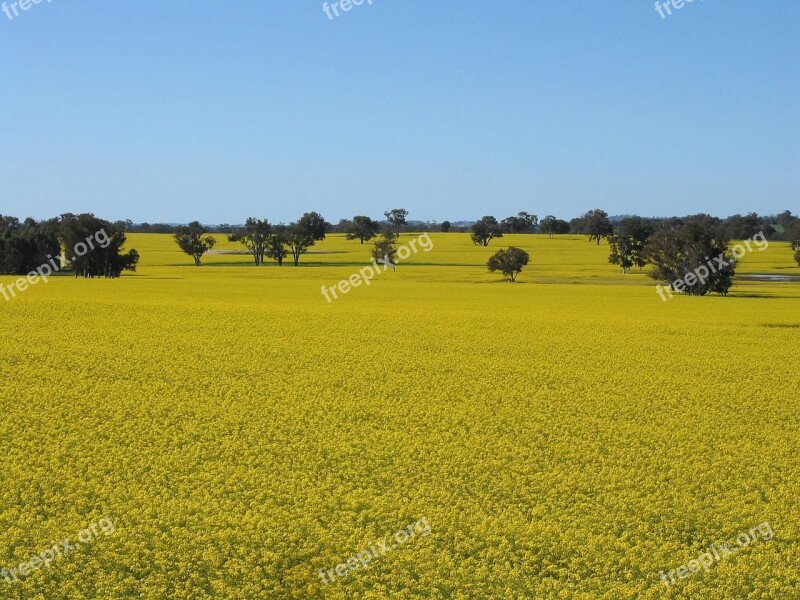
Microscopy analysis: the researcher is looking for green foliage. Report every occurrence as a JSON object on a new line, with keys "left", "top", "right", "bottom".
{"left": 501, "top": 212, "right": 538, "bottom": 234}
{"left": 228, "top": 218, "right": 272, "bottom": 265}
{"left": 371, "top": 234, "right": 398, "bottom": 270}
{"left": 487, "top": 246, "right": 530, "bottom": 282}
{"left": 266, "top": 224, "right": 289, "bottom": 266}
{"left": 582, "top": 209, "right": 613, "bottom": 245}
{"left": 0, "top": 215, "right": 60, "bottom": 275}
{"left": 608, "top": 217, "right": 654, "bottom": 273}
{"left": 345, "top": 216, "right": 380, "bottom": 244}
{"left": 298, "top": 212, "right": 327, "bottom": 241}
{"left": 786, "top": 221, "right": 800, "bottom": 250}
{"left": 471, "top": 216, "right": 503, "bottom": 247}
{"left": 173, "top": 221, "right": 217, "bottom": 266}
{"left": 646, "top": 218, "right": 734, "bottom": 296}
{"left": 384, "top": 209, "right": 409, "bottom": 236}
{"left": 59, "top": 213, "right": 139, "bottom": 277}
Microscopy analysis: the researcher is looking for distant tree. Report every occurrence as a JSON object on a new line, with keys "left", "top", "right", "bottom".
{"left": 334, "top": 219, "right": 352, "bottom": 234}
{"left": 441, "top": 221, "right": 451, "bottom": 233}
{"left": 786, "top": 221, "right": 800, "bottom": 250}
{"left": 285, "top": 222, "right": 315, "bottom": 266}
{"left": 776, "top": 210, "right": 795, "bottom": 230}
{"left": 228, "top": 218, "right": 272, "bottom": 265}
{"left": 345, "top": 215, "right": 380, "bottom": 244}
{"left": 553, "top": 219, "right": 571, "bottom": 234}
{"left": 59, "top": 213, "right": 139, "bottom": 278}
{"left": 384, "top": 209, "right": 408, "bottom": 236}
{"left": 725, "top": 213, "right": 761, "bottom": 240}
{"left": 371, "top": 234, "right": 398, "bottom": 271}
{"left": 582, "top": 209, "right": 613, "bottom": 245}
{"left": 173, "top": 221, "right": 217, "bottom": 266}
{"left": 520, "top": 211, "right": 538, "bottom": 232}
{"left": 608, "top": 217, "right": 653, "bottom": 273}
{"left": 787, "top": 221, "right": 800, "bottom": 266}
{"left": 539, "top": 215, "right": 559, "bottom": 238}
{"left": 149, "top": 223, "right": 176, "bottom": 234}
{"left": 759, "top": 223, "right": 778, "bottom": 240}
{"left": 501, "top": 212, "right": 538, "bottom": 233}
{"left": 112, "top": 219, "right": 134, "bottom": 232}
{"left": 470, "top": 216, "right": 503, "bottom": 247}
{"left": 379, "top": 224, "right": 399, "bottom": 242}
{"left": 569, "top": 216, "right": 586, "bottom": 234}
{"left": 487, "top": 247, "right": 530, "bottom": 282}
{"left": 298, "top": 212, "right": 327, "bottom": 241}
{"left": 646, "top": 218, "right": 734, "bottom": 296}
{"left": 266, "top": 224, "right": 289, "bottom": 266}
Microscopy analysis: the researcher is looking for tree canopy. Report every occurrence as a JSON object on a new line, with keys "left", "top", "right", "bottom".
{"left": 471, "top": 216, "right": 503, "bottom": 247}
{"left": 174, "top": 222, "right": 217, "bottom": 266}
{"left": 487, "top": 247, "right": 530, "bottom": 282}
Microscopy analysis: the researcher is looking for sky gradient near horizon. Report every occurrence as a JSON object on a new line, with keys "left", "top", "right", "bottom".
{"left": 0, "top": 1, "right": 797, "bottom": 224}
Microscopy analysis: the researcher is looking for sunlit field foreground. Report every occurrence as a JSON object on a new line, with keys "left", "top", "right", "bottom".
{"left": 1, "top": 233, "right": 798, "bottom": 599}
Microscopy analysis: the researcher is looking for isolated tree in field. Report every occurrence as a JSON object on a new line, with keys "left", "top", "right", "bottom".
{"left": 501, "top": 212, "right": 538, "bottom": 233}
{"left": 608, "top": 216, "right": 653, "bottom": 273}
{"left": 266, "top": 224, "right": 289, "bottom": 266}
{"left": 582, "top": 209, "right": 613, "bottom": 245}
{"left": 487, "top": 247, "right": 530, "bottom": 282}
{"left": 298, "top": 211, "right": 327, "bottom": 241}
{"left": 345, "top": 216, "right": 380, "bottom": 244}
{"left": 384, "top": 209, "right": 408, "bottom": 236}
{"left": 59, "top": 213, "right": 139, "bottom": 277}
{"left": 646, "top": 219, "right": 734, "bottom": 296}
{"left": 441, "top": 220, "right": 451, "bottom": 233}
{"left": 228, "top": 218, "right": 271, "bottom": 265}
{"left": 471, "top": 216, "right": 503, "bottom": 246}
{"left": 174, "top": 221, "right": 216, "bottom": 266}
{"left": 371, "top": 234, "right": 398, "bottom": 271}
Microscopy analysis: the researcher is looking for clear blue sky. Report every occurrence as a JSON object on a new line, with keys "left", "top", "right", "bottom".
{"left": 1, "top": 1, "right": 797, "bottom": 224}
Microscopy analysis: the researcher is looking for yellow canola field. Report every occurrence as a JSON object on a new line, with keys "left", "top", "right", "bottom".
{"left": 0, "top": 233, "right": 798, "bottom": 599}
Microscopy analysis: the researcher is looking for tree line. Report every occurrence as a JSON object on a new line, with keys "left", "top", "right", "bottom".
{"left": 109, "top": 208, "right": 798, "bottom": 247}
{"left": 174, "top": 210, "right": 412, "bottom": 267}
{"left": 4, "top": 208, "right": 796, "bottom": 295}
